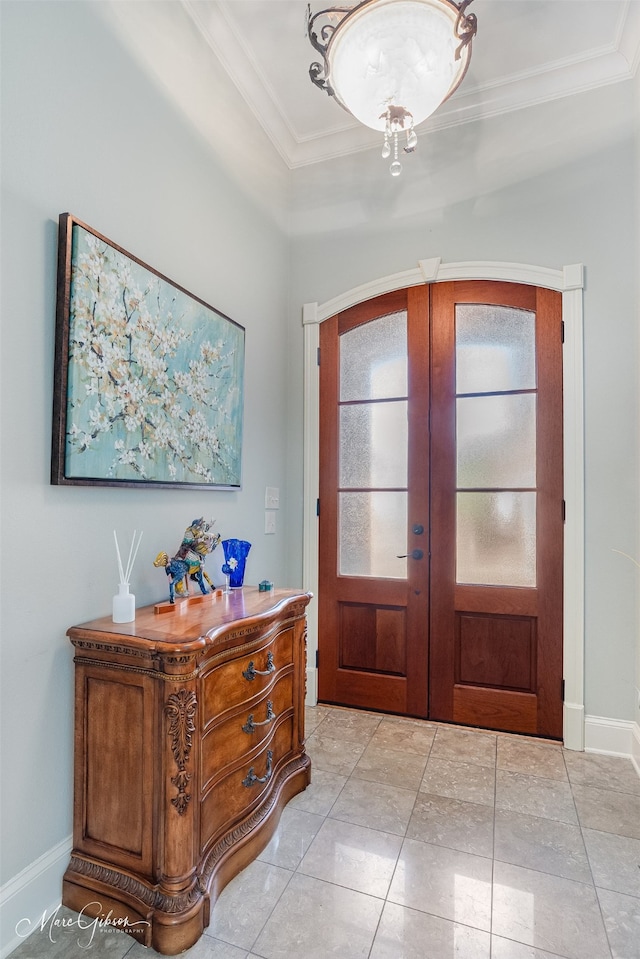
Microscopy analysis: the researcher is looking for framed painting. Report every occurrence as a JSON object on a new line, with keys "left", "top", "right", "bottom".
{"left": 51, "top": 214, "right": 245, "bottom": 489}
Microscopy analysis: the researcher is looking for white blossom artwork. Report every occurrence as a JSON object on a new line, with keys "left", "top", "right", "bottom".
{"left": 53, "top": 216, "right": 244, "bottom": 488}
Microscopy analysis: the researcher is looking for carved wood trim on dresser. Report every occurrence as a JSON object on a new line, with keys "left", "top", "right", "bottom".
{"left": 62, "top": 587, "right": 312, "bottom": 955}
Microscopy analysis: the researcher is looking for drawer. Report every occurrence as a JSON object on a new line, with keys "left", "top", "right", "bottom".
{"left": 200, "top": 715, "right": 294, "bottom": 851}
{"left": 201, "top": 670, "right": 294, "bottom": 790}
{"left": 201, "top": 626, "right": 294, "bottom": 724}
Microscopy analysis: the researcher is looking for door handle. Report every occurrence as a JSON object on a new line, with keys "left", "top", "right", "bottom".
{"left": 397, "top": 549, "right": 424, "bottom": 560}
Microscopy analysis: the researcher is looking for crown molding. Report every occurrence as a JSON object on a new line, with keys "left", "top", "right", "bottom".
{"left": 181, "top": 0, "right": 300, "bottom": 166}
{"left": 183, "top": 0, "right": 640, "bottom": 170}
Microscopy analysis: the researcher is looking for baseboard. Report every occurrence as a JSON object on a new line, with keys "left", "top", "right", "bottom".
{"left": 632, "top": 721, "right": 640, "bottom": 777}
{"left": 0, "top": 835, "right": 71, "bottom": 959}
{"left": 584, "top": 713, "right": 638, "bottom": 758}
{"left": 305, "top": 666, "right": 318, "bottom": 708}
{"left": 563, "top": 701, "right": 585, "bottom": 751}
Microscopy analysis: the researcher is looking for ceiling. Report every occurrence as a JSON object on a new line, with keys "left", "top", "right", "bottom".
{"left": 182, "top": 0, "right": 640, "bottom": 169}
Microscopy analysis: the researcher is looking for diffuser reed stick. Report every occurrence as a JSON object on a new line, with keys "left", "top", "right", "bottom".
{"left": 113, "top": 529, "right": 144, "bottom": 584}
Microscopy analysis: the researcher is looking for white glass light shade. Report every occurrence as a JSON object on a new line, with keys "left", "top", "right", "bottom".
{"left": 328, "top": 0, "right": 470, "bottom": 132}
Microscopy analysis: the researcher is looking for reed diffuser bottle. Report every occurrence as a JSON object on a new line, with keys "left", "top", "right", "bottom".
{"left": 112, "top": 529, "right": 143, "bottom": 623}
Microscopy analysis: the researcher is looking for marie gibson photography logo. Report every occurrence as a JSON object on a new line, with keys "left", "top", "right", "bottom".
{"left": 15, "top": 902, "right": 150, "bottom": 949}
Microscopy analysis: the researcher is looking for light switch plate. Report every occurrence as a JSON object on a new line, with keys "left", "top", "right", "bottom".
{"left": 265, "top": 487, "right": 280, "bottom": 509}
{"left": 264, "top": 510, "right": 276, "bottom": 534}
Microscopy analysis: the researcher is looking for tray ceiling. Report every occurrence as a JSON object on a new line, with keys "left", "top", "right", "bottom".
{"left": 183, "top": 0, "right": 640, "bottom": 168}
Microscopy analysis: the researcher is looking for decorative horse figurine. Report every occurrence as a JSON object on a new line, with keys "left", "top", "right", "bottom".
{"left": 153, "top": 551, "right": 213, "bottom": 604}
{"left": 154, "top": 518, "right": 221, "bottom": 604}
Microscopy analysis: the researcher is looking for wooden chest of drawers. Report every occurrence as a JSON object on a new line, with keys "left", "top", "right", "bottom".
{"left": 62, "top": 588, "right": 312, "bottom": 955}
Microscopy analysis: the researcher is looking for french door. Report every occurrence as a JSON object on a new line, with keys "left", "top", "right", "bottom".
{"left": 318, "top": 280, "right": 564, "bottom": 739}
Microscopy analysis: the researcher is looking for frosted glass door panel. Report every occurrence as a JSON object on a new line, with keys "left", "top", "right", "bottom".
{"left": 457, "top": 492, "right": 536, "bottom": 587}
{"left": 340, "top": 401, "right": 408, "bottom": 488}
{"left": 456, "top": 306, "right": 536, "bottom": 394}
{"left": 457, "top": 394, "right": 536, "bottom": 489}
{"left": 339, "top": 491, "right": 407, "bottom": 578}
{"left": 340, "top": 312, "right": 407, "bottom": 401}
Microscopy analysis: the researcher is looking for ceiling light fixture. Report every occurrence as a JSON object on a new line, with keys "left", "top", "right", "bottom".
{"left": 308, "top": 0, "right": 477, "bottom": 176}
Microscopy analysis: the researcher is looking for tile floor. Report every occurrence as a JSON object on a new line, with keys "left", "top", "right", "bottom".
{"left": 9, "top": 706, "right": 640, "bottom": 959}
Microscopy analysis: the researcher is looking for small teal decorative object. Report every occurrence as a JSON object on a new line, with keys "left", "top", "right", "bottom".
{"left": 222, "top": 539, "right": 252, "bottom": 588}
{"left": 259, "top": 580, "right": 273, "bottom": 592}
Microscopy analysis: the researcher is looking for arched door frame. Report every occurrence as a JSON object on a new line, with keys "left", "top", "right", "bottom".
{"left": 302, "top": 257, "right": 585, "bottom": 750}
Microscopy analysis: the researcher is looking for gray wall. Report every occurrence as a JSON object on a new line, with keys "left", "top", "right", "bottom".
{"left": 0, "top": 0, "right": 292, "bottom": 899}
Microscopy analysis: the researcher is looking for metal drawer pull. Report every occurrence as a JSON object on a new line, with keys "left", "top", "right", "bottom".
{"left": 242, "top": 652, "right": 275, "bottom": 681}
{"left": 242, "top": 700, "right": 276, "bottom": 734}
{"left": 242, "top": 750, "right": 273, "bottom": 787}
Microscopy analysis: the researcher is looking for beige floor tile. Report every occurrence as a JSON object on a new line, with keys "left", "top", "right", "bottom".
{"left": 257, "top": 806, "right": 324, "bottom": 869}
{"left": 328, "top": 775, "right": 418, "bottom": 835}
{"left": 286, "top": 766, "right": 347, "bottom": 816}
{"left": 370, "top": 901, "right": 491, "bottom": 959}
{"left": 430, "top": 726, "right": 497, "bottom": 768}
{"left": 131, "top": 937, "right": 250, "bottom": 959}
{"left": 298, "top": 817, "right": 402, "bottom": 897}
{"left": 313, "top": 708, "right": 382, "bottom": 744}
{"left": 421, "top": 756, "right": 496, "bottom": 806}
{"left": 388, "top": 837, "right": 493, "bottom": 930}
{"left": 494, "top": 807, "right": 591, "bottom": 883}
{"left": 194, "top": 941, "right": 251, "bottom": 959}
{"left": 491, "top": 936, "right": 579, "bottom": 959}
{"left": 496, "top": 769, "right": 578, "bottom": 823}
{"left": 207, "top": 860, "right": 292, "bottom": 950}
{"left": 597, "top": 887, "right": 640, "bottom": 959}
{"left": 564, "top": 750, "right": 640, "bottom": 795}
{"left": 251, "top": 872, "right": 383, "bottom": 959}
{"left": 352, "top": 742, "right": 428, "bottom": 789}
{"left": 492, "top": 861, "right": 610, "bottom": 959}
{"left": 572, "top": 783, "right": 640, "bottom": 839}
{"left": 497, "top": 737, "right": 568, "bottom": 781}
{"left": 304, "top": 732, "right": 365, "bottom": 776}
{"left": 583, "top": 827, "right": 640, "bottom": 897}
{"left": 369, "top": 717, "right": 437, "bottom": 755}
{"left": 407, "top": 793, "right": 494, "bottom": 857}
{"left": 304, "top": 704, "right": 331, "bottom": 735}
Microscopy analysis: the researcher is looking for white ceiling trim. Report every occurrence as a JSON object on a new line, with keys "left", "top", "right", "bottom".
{"left": 618, "top": 0, "right": 640, "bottom": 74}
{"left": 182, "top": 0, "right": 301, "bottom": 165}
{"left": 183, "top": 0, "right": 640, "bottom": 170}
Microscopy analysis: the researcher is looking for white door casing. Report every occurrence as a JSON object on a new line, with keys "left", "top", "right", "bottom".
{"left": 302, "top": 258, "right": 585, "bottom": 750}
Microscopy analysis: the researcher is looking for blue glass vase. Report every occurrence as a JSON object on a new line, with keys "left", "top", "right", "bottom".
{"left": 221, "top": 539, "right": 251, "bottom": 588}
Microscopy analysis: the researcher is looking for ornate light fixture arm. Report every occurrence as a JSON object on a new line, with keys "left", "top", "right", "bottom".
{"left": 307, "top": 4, "right": 352, "bottom": 96}
{"left": 455, "top": 0, "right": 477, "bottom": 61}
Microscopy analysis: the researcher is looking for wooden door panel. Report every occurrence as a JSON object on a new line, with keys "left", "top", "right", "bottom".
{"left": 455, "top": 585, "right": 538, "bottom": 616}
{"left": 331, "top": 669, "right": 409, "bottom": 714}
{"left": 318, "top": 280, "right": 563, "bottom": 738}
{"left": 453, "top": 686, "right": 538, "bottom": 734}
{"left": 456, "top": 612, "right": 536, "bottom": 690}
{"left": 318, "top": 287, "right": 430, "bottom": 717}
{"left": 340, "top": 603, "right": 407, "bottom": 675}
{"left": 430, "top": 281, "right": 563, "bottom": 739}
